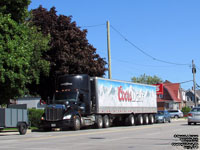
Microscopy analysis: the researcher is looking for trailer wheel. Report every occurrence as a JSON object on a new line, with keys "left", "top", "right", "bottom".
{"left": 95, "top": 115, "right": 103, "bottom": 129}
{"left": 143, "top": 114, "right": 149, "bottom": 125}
{"left": 126, "top": 114, "right": 135, "bottom": 126}
{"left": 72, "top": 115, "right": 81, "bottom": 131}
{"left": 103, "top": 115, "right": 110, "bottom": 128}
{"left": 18, "top": 123, "right": 27, "bottom": 135}
{"left": 149, "top": 114, "right": 154, "bottom": 124}
{"left": 137, "top": 114, "right": 143, "bottom": 125}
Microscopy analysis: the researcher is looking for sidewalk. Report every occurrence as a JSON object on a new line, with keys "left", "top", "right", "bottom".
{"left": 171, "top": 118, "right": 187, "bottom": 121}
{"left": 0, "top": 129, "right": 31, "bottom": 135}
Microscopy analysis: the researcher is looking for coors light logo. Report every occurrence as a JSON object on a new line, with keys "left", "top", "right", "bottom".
{"left": 118, "top": 86, "right": 132, "bottom": 101}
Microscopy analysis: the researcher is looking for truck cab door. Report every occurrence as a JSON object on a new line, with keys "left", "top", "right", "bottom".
{"left": 78, "top": 94, "right": 86, "bottom": 114}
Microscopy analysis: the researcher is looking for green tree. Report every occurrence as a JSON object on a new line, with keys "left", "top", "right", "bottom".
{"left": 0, "top": 0, "right": 50, "bottom": 104}
{"left": 30, "top": 6, "right": 107, "bottom": 100}
{"left": 181, "top": 106, "right": 191, "bottom": 116}
{"left": 0, "top": 14, "right": 50, "bottom": 104}
{"left": 131, "top": 73, "right": 163, "bottom": 84}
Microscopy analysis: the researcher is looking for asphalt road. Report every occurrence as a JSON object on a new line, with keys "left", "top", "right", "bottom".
{"left": 0, "top": 119, "right": 199, "bottom": 150}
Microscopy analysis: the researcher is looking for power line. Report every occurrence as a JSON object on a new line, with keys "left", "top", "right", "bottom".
{"left": 163, "top": 80, "right": 193, "bottom": 86}
{"left": 179, "top": 80, "right": 193, "bottom": 84}
{"left": 80, "top": 23, "right": 105, "bottom": 28}
{"left": 112, "top": 57, "right": 184, "bottom": 68}
{"left": 110, "top": 25, "right": 190, "bottom": 66}
{"left": 196, "top": 65, "right": 200, "bottom": 72}
{"left": 97, "top": 50, "right": 179, "bottom": 68}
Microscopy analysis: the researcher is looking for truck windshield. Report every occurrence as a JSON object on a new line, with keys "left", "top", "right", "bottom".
{"left": 54, "top": 91, "right": 78, "bottom": 104}
{"left": 157, "top": 111, "right": 164, "bottom": 115}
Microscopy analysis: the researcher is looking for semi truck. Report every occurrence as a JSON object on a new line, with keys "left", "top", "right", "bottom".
{"left": 40, "top": 74, "right": 157, "bottom": 131}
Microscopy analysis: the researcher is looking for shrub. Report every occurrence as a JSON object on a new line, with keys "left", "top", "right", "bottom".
{"left": 181, "top": 107, "right": 191, "bottom": 116}
{"left": 28, "top": 108, "right": 44, "bottom": 128}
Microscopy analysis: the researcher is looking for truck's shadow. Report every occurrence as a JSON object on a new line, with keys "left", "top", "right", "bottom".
{"left": 31, "top": 124, "right": 152, "bottom": 133}
{"left": 181, "top": 123, "right": 200, "bottom": 126}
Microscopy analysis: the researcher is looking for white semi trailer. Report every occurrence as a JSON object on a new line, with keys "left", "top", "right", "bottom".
{"left": 40, "top": 74, "right": 157, "bottom": 131}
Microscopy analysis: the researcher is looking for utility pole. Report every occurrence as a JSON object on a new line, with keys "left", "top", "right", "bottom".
{"left": 107, "top": 21, "right": 112, "bottom": 79}
{"left": 192, "top": 60, "right": 197, "bottom": 107}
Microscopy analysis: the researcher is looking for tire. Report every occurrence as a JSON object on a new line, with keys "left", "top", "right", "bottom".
{"left": 18, "top": 123, "right": 27, "bottom": 135}
{"left": 72, "top": 115, "right": 81, "bottom": 131}
{"left": 95, "top": 115, "right": 103, "bottom": 129}
{"left": 174, "top": 115, "right": 179, "bottom": 119}
{"left": 137, "top": 114, "right": 143, "bottom": 125}
{"left": 149, "top": 114, "right": 154, "bottom": 124}
{"left": 143, "top": 114, "right": 149, "bottom": 125}
{"left": 163, "top": 118, "right": 166, "bottom": 123}
{"left": 103, "top": 115, "right": 110, "bottom": 128}
{"left": 126, "top": 114, "right": 135, "bottom": 126}
{"left": 188, "top": 122, "right": 191, "bottom": 125}
{"left": 194, "top": 122, "right": 197, "bottom": 125}
{"left": 168, "top": 118, "right": 171, "bottom": 123}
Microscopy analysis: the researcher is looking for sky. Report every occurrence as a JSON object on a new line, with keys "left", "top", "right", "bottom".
{"left": 29, "top": 0, "right": 200, "bottom": 90}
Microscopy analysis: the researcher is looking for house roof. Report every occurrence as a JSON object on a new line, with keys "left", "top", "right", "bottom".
{"left": 186, "top": 89, "right": 200, "bottom": 99}
{"left": 157, "top": 81, "right": 182, "bottom": 103}
{"left": 196, "top": 90, "right": 200, "bottom": 98}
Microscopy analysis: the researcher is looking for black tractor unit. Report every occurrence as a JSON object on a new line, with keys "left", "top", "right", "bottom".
{"left": 40, "top": 74, "right": 157, "bottom": 131}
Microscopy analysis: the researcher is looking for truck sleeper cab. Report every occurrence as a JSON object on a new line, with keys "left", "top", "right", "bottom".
{"left": 40, "top": 74, "right": 157, "bottom": 131}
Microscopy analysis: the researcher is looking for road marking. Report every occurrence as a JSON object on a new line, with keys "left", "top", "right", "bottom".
{"left": 23, "top": 123, "right": 173, "bottom": 142}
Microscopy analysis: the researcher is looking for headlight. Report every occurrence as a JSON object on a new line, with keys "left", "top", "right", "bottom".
{"left": 41, "top": 116, "right": 45, "bottom": 120}
{"left": 63, "top": 114, "right": 72, "bottom": 120}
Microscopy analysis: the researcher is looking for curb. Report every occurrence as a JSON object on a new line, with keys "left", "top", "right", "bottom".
{"left": 0, "top": 129, "right": 31, "bottom": 135}
{"left": 171, "top": 118, "right": 187, "bottom": 121}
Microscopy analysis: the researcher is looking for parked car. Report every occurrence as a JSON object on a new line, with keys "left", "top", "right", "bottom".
{"left": 168, "top": 110, "right": 183, "bottom": 119}
{"left": 155, "top": 110, "right": 171, "bottom": 123}
{"left": 188, "top": 107, "right": 200, "bottom": 125}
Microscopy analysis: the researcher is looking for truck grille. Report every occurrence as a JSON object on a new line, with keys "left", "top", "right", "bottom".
{"left": 45, "top": 107, "right": 63, "bottom": 121}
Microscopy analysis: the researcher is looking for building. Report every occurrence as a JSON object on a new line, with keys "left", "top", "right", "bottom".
{"left": 157, "top": 81, "right": 182, "bottom": 111}
{"left": 16, "top": 96, "right": 46, "bottom": 109}
{"left": 185, "top": 89, "right": 200, "bottom": 108}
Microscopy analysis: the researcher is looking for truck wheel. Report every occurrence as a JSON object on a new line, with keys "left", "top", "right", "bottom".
{"left": 149, "top": 114, "right": 154, "bottom": 124}
{"left": 18, "top": 123, "right": 27, "bottom": 135}
{"left": 103, "top": 115, "right": 110, "bottom": 128}
{"left": 126, "top": 114, "right": 135, "bottom": 126}
{"left": 95, "top": 115, "right": 103, "bottom": 129}
{"left": 137, "top": 114, "right": 143, "bottom": 125}
{"left": 143, "top": 114, "right": 149, "bottom": 125}
{"left": 72, "top": 115, "right": 81, "bottom": 131}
